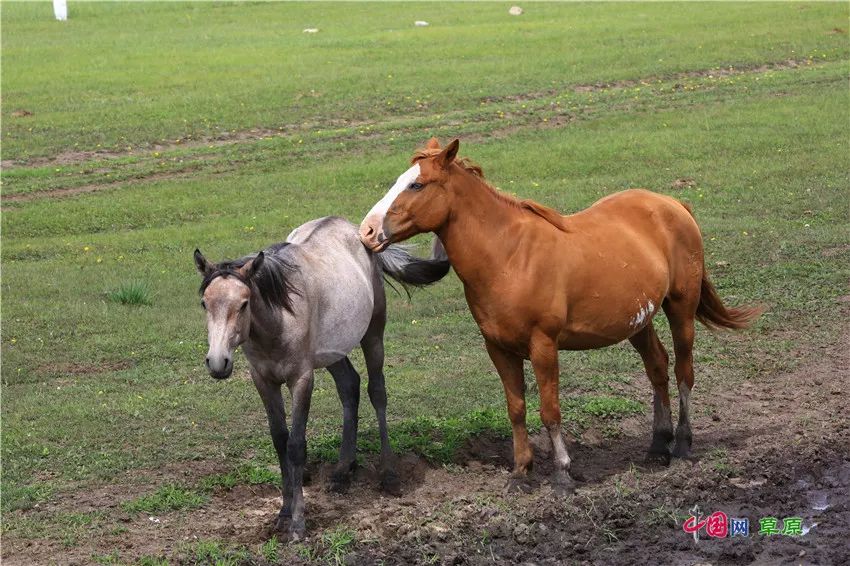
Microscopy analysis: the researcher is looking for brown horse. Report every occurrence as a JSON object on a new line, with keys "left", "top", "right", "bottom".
{"left": 359, "top": 138, "right": 763, "bottom": 492}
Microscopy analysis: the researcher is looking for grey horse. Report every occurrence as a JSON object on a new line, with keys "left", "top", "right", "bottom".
{"left": 193, "top": 216, "right": 449, "bottom": 539}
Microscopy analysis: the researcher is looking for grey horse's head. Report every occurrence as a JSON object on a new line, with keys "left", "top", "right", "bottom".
{"left": 193, "top": 249, "right": 266, "bottom": 379}
{"left": 193, "top": 246, "right": 298, "bottom": 379}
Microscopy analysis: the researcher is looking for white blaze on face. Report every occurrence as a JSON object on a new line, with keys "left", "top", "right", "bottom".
{"left": 365, "top": 163, "right": 420, "bottom": 225}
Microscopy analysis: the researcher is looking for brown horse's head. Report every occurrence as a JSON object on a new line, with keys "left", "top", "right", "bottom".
{"left": 193, "top": 249, "right": 265, "bottom": 379}
{"left": 359, "top": 138, "right": 461, "bottom": 251}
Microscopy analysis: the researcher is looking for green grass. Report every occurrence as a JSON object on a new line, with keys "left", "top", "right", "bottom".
{"left": 2, "top": 2, "right": 847, "bottom": 160}
{"left": 259, "top": 536, "right": 280, "bottom": 564}
{"left": 182, "top": 540, "right": 250, "bottom": 566}
{"left": 107, "top": 280, "right": 154, "bottom": 306}
{"left": 121, "top": 484, "right": 207, "bottom": 514}
{"left": 198, "top": 463, "right": 279, "bottom": 492}
{"left": 581, "top": 396, "right": 645, "bottom": 419}
{"left": 2, "top": 2, "right": 849, "bottom": 561}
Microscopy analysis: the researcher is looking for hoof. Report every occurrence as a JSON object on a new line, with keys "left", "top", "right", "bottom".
{"left": 275, "top": 512, "right": 291, "bottom": 531}
{"left": 380, "top": 469, "right": 402, "bottom": 496}
{"left": 672, "top": 428, "right": 692, "bottom": 459}
{"left": 550, "top": 470, "right": 576, "bottom": 496}
{"left": 289, "top": 520, "right": 306, "bottom": 541}
{"left": 671, "top": 442, "right": 692, "bottom": 460}
{"left": 644, "top": 450, "right": 671, "bottom": 467}
{"left": 505, "top": 475, "right": 534, "bottom": 494}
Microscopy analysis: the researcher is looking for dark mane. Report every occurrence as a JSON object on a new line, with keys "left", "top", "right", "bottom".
{"left": 199, "top": 243, "right": 300, "bottom": 312}
{"left": 411, "top": 145, "right": 571, "bottom": 232}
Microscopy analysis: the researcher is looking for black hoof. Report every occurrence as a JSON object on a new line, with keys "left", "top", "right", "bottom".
{"left": 380, "top": 469, "right": 402, "bottom": 496}
{"left": 275, "top": 511, "right": 291, "bottom": 531}
{"left": 672, "top": 427, "right": 692, "bottom": 459}
{"left": 550, "top": 470, "right": 576, "bottom": 496}
{"left": 505, "top": 475, "right": 534, "bottom": 494}
{"left": 671, "top": 441, "right": 692, "bottom": 460}
{"left": 644, "top": 450, "right": 671, "bottom": 466}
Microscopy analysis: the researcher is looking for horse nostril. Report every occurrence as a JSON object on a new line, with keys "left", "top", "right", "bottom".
{"left": 224, "top": 357, "right": 231, "bottom": 367}
{"left": 205, "top": 357, "right": 211, "bottom": 367}
{"left": 365, "top": 225, "right": 375, "bottom": 238}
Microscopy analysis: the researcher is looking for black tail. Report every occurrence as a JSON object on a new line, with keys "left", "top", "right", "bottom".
{"left": 376, "top": 238, "right": 450, "bottom": 288}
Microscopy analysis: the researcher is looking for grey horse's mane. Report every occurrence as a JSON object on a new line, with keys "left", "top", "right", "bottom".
{"left": 199, "top": 242, "right": 300, "bottom": 312}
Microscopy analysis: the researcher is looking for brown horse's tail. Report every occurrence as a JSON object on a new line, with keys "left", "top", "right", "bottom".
{"left": 696, "top": 270, "right": 765, "bottom": 330}
{"left": 677, "top": 200, "right": 764, "bottom": 330}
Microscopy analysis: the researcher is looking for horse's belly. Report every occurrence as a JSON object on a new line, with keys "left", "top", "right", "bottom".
{"left": 559, "top": 288, "right": 664, "bottom": 349}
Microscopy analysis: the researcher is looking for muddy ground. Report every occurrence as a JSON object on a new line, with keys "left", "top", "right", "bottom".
{"left": 5, "top": 311, "right": 848, "bottom": 565}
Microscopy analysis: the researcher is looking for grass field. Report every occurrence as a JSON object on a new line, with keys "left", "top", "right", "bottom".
{"left": 2, "top": 2, "right": 849, "bottom": 564}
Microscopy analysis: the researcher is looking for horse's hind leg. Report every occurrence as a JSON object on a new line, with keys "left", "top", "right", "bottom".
{"left": 629, "top": 323, "right": 674, "bottom": 465}
{"left": 361, "top": 315, "right": 402, "bottom": 495}
{"left": 663, "top": 300, "right": 697, "bottom": 459}
{"left": 327, "top": 357, "right": 361, "bottom": 493}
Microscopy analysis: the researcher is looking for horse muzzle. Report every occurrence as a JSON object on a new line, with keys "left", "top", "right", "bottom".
{"left": 359, "top": 215, "right": 391, "bottom": 252}
{"left": 205, "top": 355, "right": 233, "bottom": 380}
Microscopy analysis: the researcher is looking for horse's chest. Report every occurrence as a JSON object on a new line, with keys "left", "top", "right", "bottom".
{"left": 466, "top": 291, "right": 534, "bottom": 352}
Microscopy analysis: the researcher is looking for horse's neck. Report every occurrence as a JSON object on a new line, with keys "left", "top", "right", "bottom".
{"left": 436, "top": 177, "right": 524, "bottom": 289}
{"left": 248, "top": 298, "right": 288, "bottom": 349}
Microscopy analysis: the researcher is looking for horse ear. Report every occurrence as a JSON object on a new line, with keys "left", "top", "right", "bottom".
{"left": 194, "top": 249, "right": 213, "bottom": 275}
{"left": 436, "top": 139, "right": 460, "bottom": 169}
{"left": 240, "top": 251, "right": 265, "bottom": 279}
{"left": 425, "top": 137, "right": 440, "bottom": 150}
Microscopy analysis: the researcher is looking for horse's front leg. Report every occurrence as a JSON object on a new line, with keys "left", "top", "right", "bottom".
{"left": 485, "top": 340, "right": 533, "bottom": 492}
{"left": 286, "top": 370, "right": 314, "bottom": 540}
{"left": 529, "top": 334, "right": 575, "bottom": 495}
{"left": 327, "top": 358, "right": 361, "bottom": 493}
{"left": 251, "top": 371, "right": 293, "bottom": 528}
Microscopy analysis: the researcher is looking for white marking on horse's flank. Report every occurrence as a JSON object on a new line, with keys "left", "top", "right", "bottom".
{"left": 629, "top": 300, "right": 655, "bottom": 328}
{"left": 365, "top": 164, "right": 420, "bottom": 223}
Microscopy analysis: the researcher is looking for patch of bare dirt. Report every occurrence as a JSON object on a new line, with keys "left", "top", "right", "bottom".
{"left": 4, "top": 313, "right": 848, "bottom": 565}
{"left": 670, "top": 177, "right": 696, "bottom": 190}
{"left": 479, "top": 58, "right": 819, "bottom": 104}
{"left": 2, "top": 170, "right": 202, "bottom": 203}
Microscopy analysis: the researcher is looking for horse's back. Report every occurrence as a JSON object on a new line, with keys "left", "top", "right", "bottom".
{"left": 286, "top": 217, "right": 379, "bottom": 367}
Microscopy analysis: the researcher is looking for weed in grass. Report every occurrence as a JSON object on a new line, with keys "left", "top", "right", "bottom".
{"left": 319, "top": 526, "right": 357, "bottom": 566}
{"left": 185, "top": 540, "right": 248, "bottom": 565}
{"left": 107, "top": 280, "right": 153, "bottom": 306}
{"left": 121, "top": 484, "right": 206, "bottom": 514}
{"left": 199, "top": 463, "right": 279, "bottom": 492}
{"left": 581, "top": 396, "right": 645, "bottom": 419}
{"left": 707, "top": 447, "right": 740, "bottom": 477}
{"left": 92, "top": 551, "right": 121, "bottom": 565}
{"left": 1, "top": 482, "right": 53, "bottom": 512}
{"left": 647, "top": 505, "right": 680, "bottom": 528}
{"left": 259, "top": 535, "right": 280, "bottom": 563}
{"left": 137, "top": 557, "right": 169, "bottom": 566}
{"left": 293, "top": 543, "right": 316, "bottom": 562}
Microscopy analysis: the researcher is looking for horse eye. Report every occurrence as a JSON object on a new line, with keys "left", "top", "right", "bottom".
{"left": 409, "top": 182, "right": 424, "bottom": 191}
{"left": 239, "top": 301, "right": 249, "bottom": 312}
